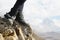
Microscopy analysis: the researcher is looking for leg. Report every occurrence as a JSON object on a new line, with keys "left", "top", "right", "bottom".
{"left": 15, "top": 4, "right": 29, "bottom": 26}
{"left": 4, "top": 0, "right": 26, "bottom": 19}
{"left": 4, "top": 0, "right": 29, "bottom": 26}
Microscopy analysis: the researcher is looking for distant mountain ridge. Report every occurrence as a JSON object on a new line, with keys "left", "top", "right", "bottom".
{"left": 39, "top": 32, "right": 60, "bottom": 40}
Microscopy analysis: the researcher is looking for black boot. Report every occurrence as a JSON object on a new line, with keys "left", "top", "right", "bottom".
{"left": 15, "top": 11, "right": 29, "bottom": 27}
{"left": 4, "top": 13, "right": 12, "bottom": 19}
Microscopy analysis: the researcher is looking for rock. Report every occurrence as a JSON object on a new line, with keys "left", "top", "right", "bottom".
{"left": 0, "top": 17, "right": 44, "bottom": 40}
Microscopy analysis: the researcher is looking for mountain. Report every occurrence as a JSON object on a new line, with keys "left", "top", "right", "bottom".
{"left": 39, "top": 32, "right": 60, "bottom": 40}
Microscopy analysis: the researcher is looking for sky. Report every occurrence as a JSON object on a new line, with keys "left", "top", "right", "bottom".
{"left": 0, "top": 0, "right": 60, "bottom": 33}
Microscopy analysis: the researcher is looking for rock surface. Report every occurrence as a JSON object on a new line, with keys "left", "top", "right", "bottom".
{"left": 0, "top": 17, "right": 44, "bottom": 40}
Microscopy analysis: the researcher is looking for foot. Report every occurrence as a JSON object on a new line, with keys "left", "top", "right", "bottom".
{"left": 15, "top": 20, "right": 30, "bottom": 27}
{"left": 4, "top": 13, "right": 14, "bottom": 24}
{"left": 4, "top": 13, "right": 12, "bottom": 19}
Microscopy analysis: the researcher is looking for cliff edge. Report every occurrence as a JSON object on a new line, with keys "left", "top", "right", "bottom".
{"left": 0, "top": 17, "right": 44, "bottom": 40}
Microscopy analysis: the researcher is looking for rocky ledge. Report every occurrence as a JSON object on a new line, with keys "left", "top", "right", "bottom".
{"left": 0, "top": 17, "right": 44, "bottom": 40}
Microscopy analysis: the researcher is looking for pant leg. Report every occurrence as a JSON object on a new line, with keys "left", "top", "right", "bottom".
{"left": 4, "top": 0, "right": 29, "bottom": 26}
{"left": 15, "top": 2, "right": 29, "bottom": 26}
{"left": 16, "top": 5, "right": 24, "bottom": 19}
{"left": 8, "top": 0, "right": 26, "bottom": 16}
{"left": 4, "top": 0, "right": 26, "bottom": 19}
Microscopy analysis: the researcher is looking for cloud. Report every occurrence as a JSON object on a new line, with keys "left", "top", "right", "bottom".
{"left": 23, "top": 0, "right": 60, "bottom": 33}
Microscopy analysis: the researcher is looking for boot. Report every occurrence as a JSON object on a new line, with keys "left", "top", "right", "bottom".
{"left": 15, "top": 12, "right": 29, "bottom": 27}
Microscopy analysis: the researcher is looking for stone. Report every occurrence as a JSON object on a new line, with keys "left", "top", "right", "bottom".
{"left": 0, "top": 17, "right": 44, "bottom": 40}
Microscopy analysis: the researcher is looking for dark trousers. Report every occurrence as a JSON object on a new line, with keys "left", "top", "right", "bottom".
{"left": 5, "top": 0, "right": 26, "bottom": 21}
{"left": 4, "top": 0, "right": 28, "bottom": 26}
{"left": 9, "top": 0, "right": 26, "bottom": 16}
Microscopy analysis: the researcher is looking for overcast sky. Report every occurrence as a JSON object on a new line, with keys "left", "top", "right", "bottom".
{"left": 0, "top": 0, "right": 60, "bottom": 33}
